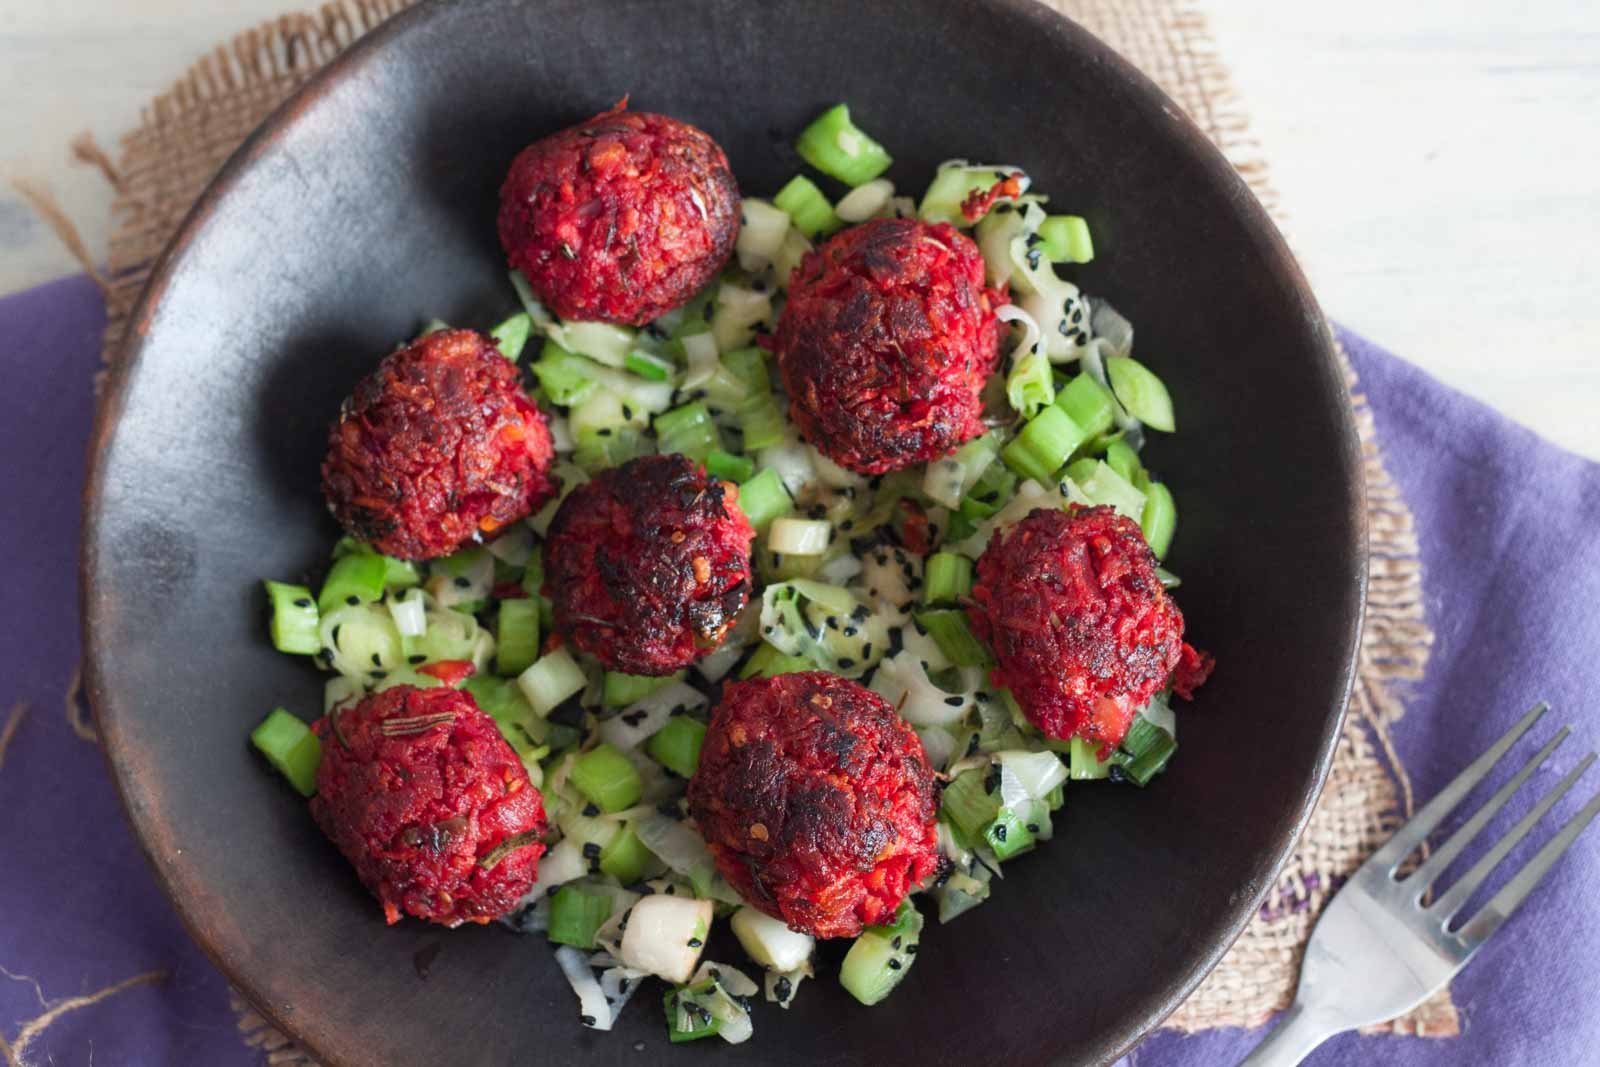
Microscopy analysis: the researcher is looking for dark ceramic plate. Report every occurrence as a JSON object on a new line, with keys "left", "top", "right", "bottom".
{"left": 82, "top": 0, "right": 1365, "bottom": 1063}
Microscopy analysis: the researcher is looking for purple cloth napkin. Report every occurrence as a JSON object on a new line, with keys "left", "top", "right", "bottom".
{"left": 3, "top": 273, "right": 1597, "bottom": 1066}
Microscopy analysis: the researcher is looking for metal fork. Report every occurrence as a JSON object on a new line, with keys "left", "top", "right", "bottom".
{"left": 1240, "top": 702, "right": 1600, "bottom": 1066}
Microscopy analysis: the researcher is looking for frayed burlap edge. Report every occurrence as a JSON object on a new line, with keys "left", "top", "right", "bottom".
{"left": 67, "top": 0, "right": 1455, "bottom": 1053}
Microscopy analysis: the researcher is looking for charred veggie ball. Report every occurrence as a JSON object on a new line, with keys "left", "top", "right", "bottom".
{"left": 688, "top": 672, "right": 940, "bottom": 939}
{"left": 543, "top": 453, "right": 755, "bottom": 676}
{"left": 309, "top": 685, "right": 547, "bottom": 927}
{"left": 497, "top": 102, "right": 740, "bottom": 325}
{"left": 320, "top": 329, "right": 558, "bottom": 561}
{"left": 774, "top": 217, "right": 1005, "bottom": 474}
{"left": 967, "top": 505, "right": 1213, "bottom": 749}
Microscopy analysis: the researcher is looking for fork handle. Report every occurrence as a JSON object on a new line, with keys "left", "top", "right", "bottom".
{"left": 1236, "top": 1002, "right": 1342, "bottom": 1067}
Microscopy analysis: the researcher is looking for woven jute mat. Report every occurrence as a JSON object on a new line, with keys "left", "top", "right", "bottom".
{"left": 70, "top": 0, "right": 1458, "bottom": 1055}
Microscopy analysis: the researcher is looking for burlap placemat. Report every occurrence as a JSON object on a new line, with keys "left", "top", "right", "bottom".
{"left": 64, "top": 0, "right": 1457, "bottom": 1054}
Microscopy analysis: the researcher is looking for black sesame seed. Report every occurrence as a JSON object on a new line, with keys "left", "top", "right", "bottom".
{"left": 843, "top": 626, "right": 858, "bottom": 638}
{"left": 861, "top": 643, "right": 873, "bottom": 660}
{"left": 888, "top": 958, "right": 903, "bottom": 971}
{"left": 891, "top": 936, "right": 902, "bottom": 948}
{"left": 409, "top": 654, "right": 426, "bottom": 664}
{"left": 774, "top": 976, "right": 792, "bottom": 1000}
{"left": 293, "top": 597, "right": 312, "bottom": 608}
{"left": 346, "top": 595, "right": 360, "bottom": 606}
{"left": 331, "top": 625, "right": 343, "bottom": 645}
{"left": 827, "top": 616, "right": 840, "bottom": 629}
{"left": 838, "top": 658, "right": 856, "bottom": 670}
{"left": 581, "top": 1014, "right": 597, "bottom": 1027}
{"left": 1026, "top": 824, "right": 1041, "bottom": 833}
{"left": 1058, "top": 320, "right": 1073, "bottom": 338}
{"left": 583, "top": 803, "right": 600, "bottom": 817}
{"left": 453, "top": 577, "right": 471, "bottom": 589}
{"left": 622, "top": 404, "right": 634, "bottom": 420}
{"left": 582, "top": 842, "right": 602, "bottom": 859}
{"left": 906, "top": 943, "right": 919, "bottom": 954}
{"left": 993, "top": 822, "right": 1008, "bottom": 842}
{"left": 687, "top": 938, "right": 703, "bottom": 948}
{"left": 369, "top": 670, "right": 387, "bottom": 680}
{"left": 852, "top": 606, "right": 870, "bottom": 622}
{"left": 944, "top": 696, "right": 964, "bottom": 707}
{"left": 597, "top": 428, "right": 612, "bottom": 437}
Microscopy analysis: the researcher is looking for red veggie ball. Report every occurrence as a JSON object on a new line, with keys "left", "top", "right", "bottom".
{"left": 688, "top": 672, "right": 940, "bottom": 939}
{"left": 543, "top": 453, "right": 755, "bottom": 676}
{"left": 967, "top": 505, "right": 1213, "bottom": 749}
{"left": 310, "top": 685, "right": 547, "bottom": 928}
{"left": 321, "top": 329, "right": 558, "bottom": 561}
{"left": 497, "top": 102, "right": 740, "bottom": 325}
{"left": 774, "top": 217, "right": 1005, "bottom": 474}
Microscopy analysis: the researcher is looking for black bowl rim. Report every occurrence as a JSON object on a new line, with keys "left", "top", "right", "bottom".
{"left": 80, "top": 0, "right": 1368, "bottom": 1062}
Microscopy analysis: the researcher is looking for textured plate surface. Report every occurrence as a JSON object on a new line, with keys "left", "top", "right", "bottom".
{"left": 82, "top": 1, "right": 1366, "bottom": 1063}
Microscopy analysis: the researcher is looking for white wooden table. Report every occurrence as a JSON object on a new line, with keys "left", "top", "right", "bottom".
{"left": 3, "top": 0, "right": 1596, "bottom": 458}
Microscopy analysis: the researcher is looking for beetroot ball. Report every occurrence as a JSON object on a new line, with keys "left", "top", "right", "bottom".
{"left": 543, "top": 453, "right": 755, "bottom": 675}
{"left": 774, "top": 217, "right": 1005, "bottom": 474}
{"left": 497, "top": 102, "right": 740, "bottom": 325}
{"left": 321, "top": 329, "right": 558, "bottom": 561}
{"left": 310, "top": 685, "right": 547, "bottom": 927}
{"left": 688, "top": 672, "right": 940, "bottom": 939}
{"left": 967, "top": 505, "right": 1212, "bottom": 750}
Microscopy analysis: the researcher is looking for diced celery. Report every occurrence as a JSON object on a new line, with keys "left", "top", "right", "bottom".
{"left": 654, "top": 401, "right": 720, "bottom": 463}
{"left": 735, "top": 467, "right": 793, "bottom": 532}
{"left": 922, "top": 553, "right": 973, "bottom": 606}
{"left": 941, "top": 768, "right": 1002, "bottom": 842}
{"left": 983, "top": 807, "right": 1035, "bottom": 861}
{"left": 839, "top": 902, "right": 923, "bottom": 1006}
{"left": 1105, "top": 355, "right": 1176, "bottom": 432}
{"left": 599, "top": 824, "right": 654, "bottom": 883}
{"left": 737, "top": 395, "right": 788, "bottom": 451}
{"left": 250, "top": 709, "right": 321, "bottom": 797}
{"left": 774, "top": 175, "right": 843, "bottom": 239}
{"left": 263, "top": 581, "right": 320, "bottom": 655}
{"left": 603, "top": 671, "right": 673, "bottom": 708}
{"left": 516, "top": 647, "right": 586, "bottom": 715}
{"left": 1141, "top": 481, "right": 1177, "bottom": 560}
{"left": 647, "top": 716, "right": 707, "bottom": 778}
{"left": 624, "top": 349, "right": 674, "bottom": 381}
{"left": 1104, "top": 439, "right": 1141, "bottom": 483}
{"left": 738, "top": 641, "right": 813, "bottom": 679}
{"left": 495, "top": 598, "right": 540, "bottom": 677}
{"left": 913, "top": 609, "right": 994, "bottom": 668}
{"left": 1069, "top": 736, "right": 1113, "bottom": 780}
{"left": 490, "top": 311, "right": 532, "bottom": 361}
{"left": 1001, "top": 406, "right": 1088, "bottom": 485}
{"left": 1038, "top": 215, "right": 1094, "bottom": 263}
{"left": 705, "top": 449, "right": 755, "bottom": 484}
{"left": 795, "top": 103, "right": 893, "bottom": 187}
{"left": 532, "top": 340, "right": 599, "bottom": 406}
{"left": 317, "top": 551, "right": 388, "bottom": 614}
{"left": 1054, "top": 373, "right": 1117, "bottom": 440}
{"left": 570, "top": 743, "right": 644, "bottom": 813}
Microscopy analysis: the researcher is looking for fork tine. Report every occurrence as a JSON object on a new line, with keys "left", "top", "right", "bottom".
{"left": 1432, "top": 753, "right": 1595, "bottom": 921}
{"left": 1403, "top": 727, "right": 1570, "bottom": 894}
{"left": 1454, "top": 784, "right": 1600, "bottom": 945}
{"left": 1367, "top": 702, "right": 1549, "bottom": 874}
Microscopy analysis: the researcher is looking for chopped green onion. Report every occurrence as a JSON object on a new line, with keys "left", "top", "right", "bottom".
{"left": 316, "top": 551, "right": 388, "bottom": 614}
{"left": 624, "top": 349, "right": 674, "bottom": 381}
{"left": 913, "top": 610, "right": 993, "bottom": 668}
{"left": 549, "top": 884, "right": 614, "bottom": 949}
{"left": 1118, "top": 717, "right": 1178, "bottom": 786}
{"left": 945, "top": 510, "right": 978, "bottom": 543}
{"left": 924, "top": 431, "right": 1001, "bottom": 510}
{"left": 795, "top": 103, "right": 894, "bottom": 187}
{"left": 772, "top": 228, "right": 813, "bottom": 287}
{"left": 490, "top": 311, "right": 532, "bottom": 361}
{"left": 532, "top": 340, "right": 599, "bottom": 406}
{"left": 1001, "top": 405, "right": 1088, "bottom": 485}
{"left": 766, "top": 517, "right": 831, "bottom": 556}
{"left": 735, "top": 467, "right": 793, "bottom": 532}
{"left": 1038, "top": 215, "right": 1094, "bottom": 263}
{"left": 494, "top": 598, "right": 540, "bottom": 677}
{"left": 941, "top": 768, "right": 1002, "bottom": 841}
{"left": 572, "top": 424, "right": 650, "bottom": 475}
{"left": 705, "top": 449, "right": 755, "bottom": 484}
{"left": 737, "top": 394, "right": 788, "bottom": 451}
{"left": 922, "top": 553, "right": 973, "bottom": 605}
{"left": 710, "top": 283, "right": 773, "bottom": 352}
{"left": 1053, "top": 373, "right": 1117, "bottom": 440}
{"left": 1105, "top": 355, "right": 1176, "bottom": 432}
{"left": 603, "top": 671, "right": 673, "bottom": 708}
{"left": 671, "top": 288, "right": 715, "bottom": 339}
{"left": 774, "top": 175, "right": 843, "bottom": 239}
{"left": 739, "top": 641, "right": 813, "bottom": 679}
{"left": 516, "top": 647, "right": 586, "bottom": 715}
{"left": 599, "top": 824, "right": 655, "bottom": 883}
{"left": 250, "top": 708, "right": 321, "bottom": 797}
{"left": 840, "top": 902, "right": 923, "bottom": 1006}
{"left": 654, "top": 401, "right": 720, "bottom": 463}
{"left": 570, "top": 743, "right": 643, "bottom": 813}
{"left": 1103, "top": 439, "right": 1141, "bottom": 483}
{"left": 983, "top": 807, "right": 1036, "bottom": 861}
{"left": 263, "top": 581, "right": 320, "bottom": 655}
{"left": 1141, "top": 481, "right": 1177, "bottom": 560}
{"left": 647, "top": 716, "right": 707, "bottom": 778}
